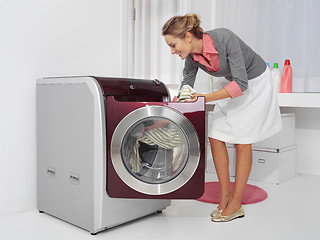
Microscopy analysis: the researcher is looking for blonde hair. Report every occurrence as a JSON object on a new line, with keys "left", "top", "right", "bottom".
{"left": 162, "top": 13, "right": 203, "bottom": 39}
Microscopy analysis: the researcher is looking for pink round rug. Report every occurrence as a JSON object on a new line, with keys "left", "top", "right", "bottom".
{"left": 197, "top": 182, "right": 268, "bottom": 205}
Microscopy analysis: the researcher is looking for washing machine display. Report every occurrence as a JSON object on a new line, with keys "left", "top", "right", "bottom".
{"left": 111, "top": 105, "right": 200, "bottom": 195}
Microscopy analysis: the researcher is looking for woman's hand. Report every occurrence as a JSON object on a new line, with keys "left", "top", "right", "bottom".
{"left": 185, "top": 93, "right": 207, "bottom": 102}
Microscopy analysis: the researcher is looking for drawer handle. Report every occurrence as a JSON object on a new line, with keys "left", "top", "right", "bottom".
{"left": 69, "top": 172, "right": 80, "bottom": 185}
{"left": 258, "top": 159, "right": 266, "bottom": 164}
{"left": 47, "top": 167, "right": 56, "bottom": 178}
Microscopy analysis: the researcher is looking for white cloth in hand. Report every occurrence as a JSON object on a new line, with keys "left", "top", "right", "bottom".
{"left": 177, "top": 85, "right": 196, "bottom": 102}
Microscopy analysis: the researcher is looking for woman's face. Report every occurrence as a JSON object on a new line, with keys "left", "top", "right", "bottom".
{"left": 164, "top": 34, "right": 192, "bottom": 60}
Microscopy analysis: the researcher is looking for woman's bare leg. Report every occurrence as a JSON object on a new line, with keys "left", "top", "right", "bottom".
{"left": 221, "top": 143, "right": 252, "bottom": 216}
{"left": 209, "top": 138, "right": 233, "bottom": 210}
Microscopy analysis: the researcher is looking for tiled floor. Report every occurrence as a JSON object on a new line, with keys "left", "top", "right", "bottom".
{"left": 1, "top": 173, "right": 320, "bottom": 240}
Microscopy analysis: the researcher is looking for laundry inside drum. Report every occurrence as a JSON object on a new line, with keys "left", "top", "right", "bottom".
{"left": 121, "top": 117, "right": 189, "bottom": 184}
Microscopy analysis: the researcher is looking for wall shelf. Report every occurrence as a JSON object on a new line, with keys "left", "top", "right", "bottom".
{"left": 277, "top": 93, "right": 320, "bottom": 108}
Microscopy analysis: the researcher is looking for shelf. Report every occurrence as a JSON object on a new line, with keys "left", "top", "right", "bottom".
{"left": 205, "top": 93, "right": 320, "bottom": 108}
{"left": 277, "top": 93, "right": 320, "bottom": 108}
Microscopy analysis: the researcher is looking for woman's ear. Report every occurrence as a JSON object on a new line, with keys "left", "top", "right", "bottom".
{"left": 185, "top": 32, "right": 192, "bottom": 43}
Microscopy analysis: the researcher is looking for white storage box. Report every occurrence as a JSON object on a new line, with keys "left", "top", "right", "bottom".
{"left": 249, "top": 146, "right": 296, "bottom": 184}
{"left": 252, "top": 113, "right": 295, "bottom": 150}
{"left": 206, "top": 143, "right": 236, "bottom": 177}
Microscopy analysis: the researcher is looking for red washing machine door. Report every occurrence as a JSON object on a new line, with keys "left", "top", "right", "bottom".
{"left": 106, "top": 96, "right": 205, "bottom": 199}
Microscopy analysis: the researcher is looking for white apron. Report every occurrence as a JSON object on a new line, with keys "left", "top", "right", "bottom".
{"left": 208, "top": 67, "right": 282, "bottom": 144}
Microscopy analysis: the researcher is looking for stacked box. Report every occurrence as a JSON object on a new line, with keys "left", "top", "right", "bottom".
{"left": 250, "top": 113, "right": 296, "bottom": 184}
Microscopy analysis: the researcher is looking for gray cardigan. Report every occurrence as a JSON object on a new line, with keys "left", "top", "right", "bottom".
{"left": 182, "top": 28, "right": 266, "bottom": 93}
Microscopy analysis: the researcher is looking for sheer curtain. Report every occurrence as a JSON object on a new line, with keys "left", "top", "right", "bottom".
{"left": 215, "top": 0, "right": 320, "bottom": 92}
{"left": 131, "top": 0, "right": 187, "bottom": 86}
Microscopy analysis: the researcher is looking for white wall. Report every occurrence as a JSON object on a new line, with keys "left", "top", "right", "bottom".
{"left": 0, "top": 0, "right": 123, "bottom": 217}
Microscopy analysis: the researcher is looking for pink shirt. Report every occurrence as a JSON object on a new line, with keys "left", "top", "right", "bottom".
{"left": 192, "top": 33, "right": 243, "bottom": 98}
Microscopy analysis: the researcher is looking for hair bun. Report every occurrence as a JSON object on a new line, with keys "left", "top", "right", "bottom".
{"left": 162, "top": 13, "right": 203, "bottom": 39}
{"left": 184, "top": 13, "right": 201, "bottom": 27}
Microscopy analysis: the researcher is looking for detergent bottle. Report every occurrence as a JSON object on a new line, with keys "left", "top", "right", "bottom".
{"left": 271, "top": 63, "right": 282, "bottom": 93}
{"left": 280, "top": 59, "right": 293, "bottom": 93}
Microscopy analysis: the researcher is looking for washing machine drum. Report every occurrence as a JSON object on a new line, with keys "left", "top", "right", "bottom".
{"left": 111, "top": 105, "right": 201, "bottom": 196}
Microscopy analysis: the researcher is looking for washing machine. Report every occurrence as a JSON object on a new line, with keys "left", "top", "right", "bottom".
{"left": 37, "top": 76, "right": 205, "bottom": 234}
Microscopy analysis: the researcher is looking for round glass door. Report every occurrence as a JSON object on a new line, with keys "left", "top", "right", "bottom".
{"left": 111, "top": 105, "right": 200, "bottom": 195}
{"left": 121, "top": 116, "right": 188, "bottom": 184}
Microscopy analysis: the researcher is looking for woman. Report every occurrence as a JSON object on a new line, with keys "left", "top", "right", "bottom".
{"left": 162, "top": 13, "right": 282, "bottom": 222}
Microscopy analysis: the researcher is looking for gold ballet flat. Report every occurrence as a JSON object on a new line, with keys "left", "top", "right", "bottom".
{"left": 211, "top": 206, "right": 245, "bottom": 222}
{"left": 211, "top": 197, "right": 232, "bottom": 217}
{"left": 210, "top": 206, "right": 223, "bottom": 217}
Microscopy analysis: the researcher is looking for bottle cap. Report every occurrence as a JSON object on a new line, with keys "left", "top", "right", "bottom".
{"left": 273, "top": 63, "right": 279, "bottom": 68}
{"left": 284, "top": 59, "right": 291, "bottom": 65}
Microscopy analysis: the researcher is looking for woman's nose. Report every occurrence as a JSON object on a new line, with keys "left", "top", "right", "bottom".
{"left": 171, "top": 48, "right": 176, "bottom": 54}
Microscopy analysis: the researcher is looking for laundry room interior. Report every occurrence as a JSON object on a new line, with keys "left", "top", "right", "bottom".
{"left": 1, "top": 0, "right": 320, "bottom": 239}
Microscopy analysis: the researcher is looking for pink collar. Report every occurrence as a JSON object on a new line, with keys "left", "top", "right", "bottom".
{"left": 193, "top": 33, "right": 218, "bottom": 62}
{"left": 192, "top": 33, "right": 220, "bottom": 72}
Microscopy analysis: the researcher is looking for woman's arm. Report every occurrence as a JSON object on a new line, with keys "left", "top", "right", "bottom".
{"left": 224, "top": 30, "right": 248, "bottom": 94}
{"left": 190, "top": 88, "right": 230, "bottom": 103}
